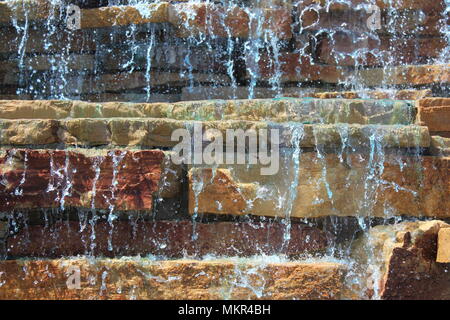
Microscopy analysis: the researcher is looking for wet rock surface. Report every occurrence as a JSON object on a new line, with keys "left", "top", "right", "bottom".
{"left": 0, "top": 148, "right": 180, "bottom": 211}
{"left": 188, "top": 155, "right": 449, "bottom": 218}
{"left": 5, "top": 220, "right": 331, "bottom": 258}
{"left": 0, "top": 258, "right": 346, "bottom": 299}
{"left": 351, "top": 220, "right": 450, "bottom": 300}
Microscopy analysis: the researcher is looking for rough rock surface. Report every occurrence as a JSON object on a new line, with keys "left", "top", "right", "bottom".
{"left": 0, "top": 119, "right": 430, "bottom": 149}
{"left": 0, "top": 98, "right": 415, "bottom": 124}
{"left": 350, "top": 220, "right": 450, "bottom": 300}
{"left": 5, "top": 221, "right": 330, "bottom": 258}
{"left": 189, "top": 155, "right": 449, "bottom": 218}
{"left": 0, "top": 258, "right": 346, "bottom": 299}
{"left": 0, "top": 149, "right": 180, "bottom": 211}
{"left": 417, "top": 98, "right": 450, "bottom": 135}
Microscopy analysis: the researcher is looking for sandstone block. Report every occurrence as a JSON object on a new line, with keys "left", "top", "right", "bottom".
{"left": 0, "top": 259, "right": 346, "bottom": 299}
{"left": 0, "top": 0, "right": 55, "bottom": 24}
{"left": 317, "top": 34, "right": 446, "bottom": 66}
{"left": 252, "top": 53, "right": 347, "bottom": 83}
{"left": 0, "top": 118, "right": 431, "bottom": 149}
{"left": 296, "top": 1, "right": 446, "bottom": 35}
{"left": 0, "top": 28, "right": 96, "bottom": 54}
{"left": 6, "top": 220, "right": 330, "bottom": 258}
{"left": 188, "top": 154, "right": 448, "bottom": 218}
{"left": 437, "top": 227, "right": 450, "bottom": 263}
{"left": 431, "top": 136, "right": 450, "bottom": 156}
{"left": 0, "top": 98, "right": 416, "bottom": 125}
{"left": 417, "top": 98, "right": 450, "bottom": 134}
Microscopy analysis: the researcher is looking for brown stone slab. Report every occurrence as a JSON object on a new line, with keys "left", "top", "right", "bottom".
{"left": 0, "top": 258, "right": 346, "bottom": 299}
{"left": 188, "top": 155, "right": 449, "bottom": 218}
{"left": 0, "top": 28, "right": 96, "bottom": 54}
{"left": 5, "top": 220, "right": 330, "bottom": 258}
{"left": 355, "top": 64, "right": 450, "bottom": 87}
{"left": 252, "top": 52, "right": 347, "bottom": 83}
{"left": 0, "top": 149, "right": 180, "bottom": 211}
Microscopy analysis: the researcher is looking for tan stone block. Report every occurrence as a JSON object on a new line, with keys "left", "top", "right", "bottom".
{"left": 356, "top": 64, "right": 450, "bottom": 87}
{"left": 0, "top": 119, "right": 58, "bottom": 145}
{"left": 437, "top": 228, "right": 450, "bottom": 263}
{"left": 188, "top": 154, "right": 448, "bottom": 219}
{"left": 0, "top": 259, "right": 346, "bottom": 299}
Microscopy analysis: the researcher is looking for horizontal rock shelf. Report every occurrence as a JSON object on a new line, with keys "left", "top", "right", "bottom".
{"left": 5, "top": 220, "right": 330, "bottom": 258}
{"left": 0, "top": 258, "right": 346, "bottom": 299}
{"left": 0, "top": 98, "right": 416, "bottom": 124}
{"left": 188, "top": 154, "right": 449, "bottom": 218}
{"left": 0, "top": 119, "right": 430, "bottom": 148}
{"left": 0, "top": 148, "right": 180, "bottom": 212}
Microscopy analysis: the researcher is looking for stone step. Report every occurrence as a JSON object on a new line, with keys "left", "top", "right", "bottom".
{"left": 0, "top": 148, "right": 181, "bottom": 212}
{"left": 0, "top": 98, "right": 416, "bottom": 124}
{"left": 0, "top": 258, "right": 346, "bottom": 299}
{"left": 188, "top": 154, "right": 449, "bottom": 218}
{"left": 4, "top": 220, "right": 330, "bottom": 258}
{"left": 0, "top": 120, "right": 430, "bottom": 148}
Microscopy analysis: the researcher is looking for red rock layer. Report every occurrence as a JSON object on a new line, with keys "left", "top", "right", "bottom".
{"left": 5, "top": 220, "right": 330, "bottom": 258}
{"left": 0, "top": 149, "right": 165, "bottom": 211}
